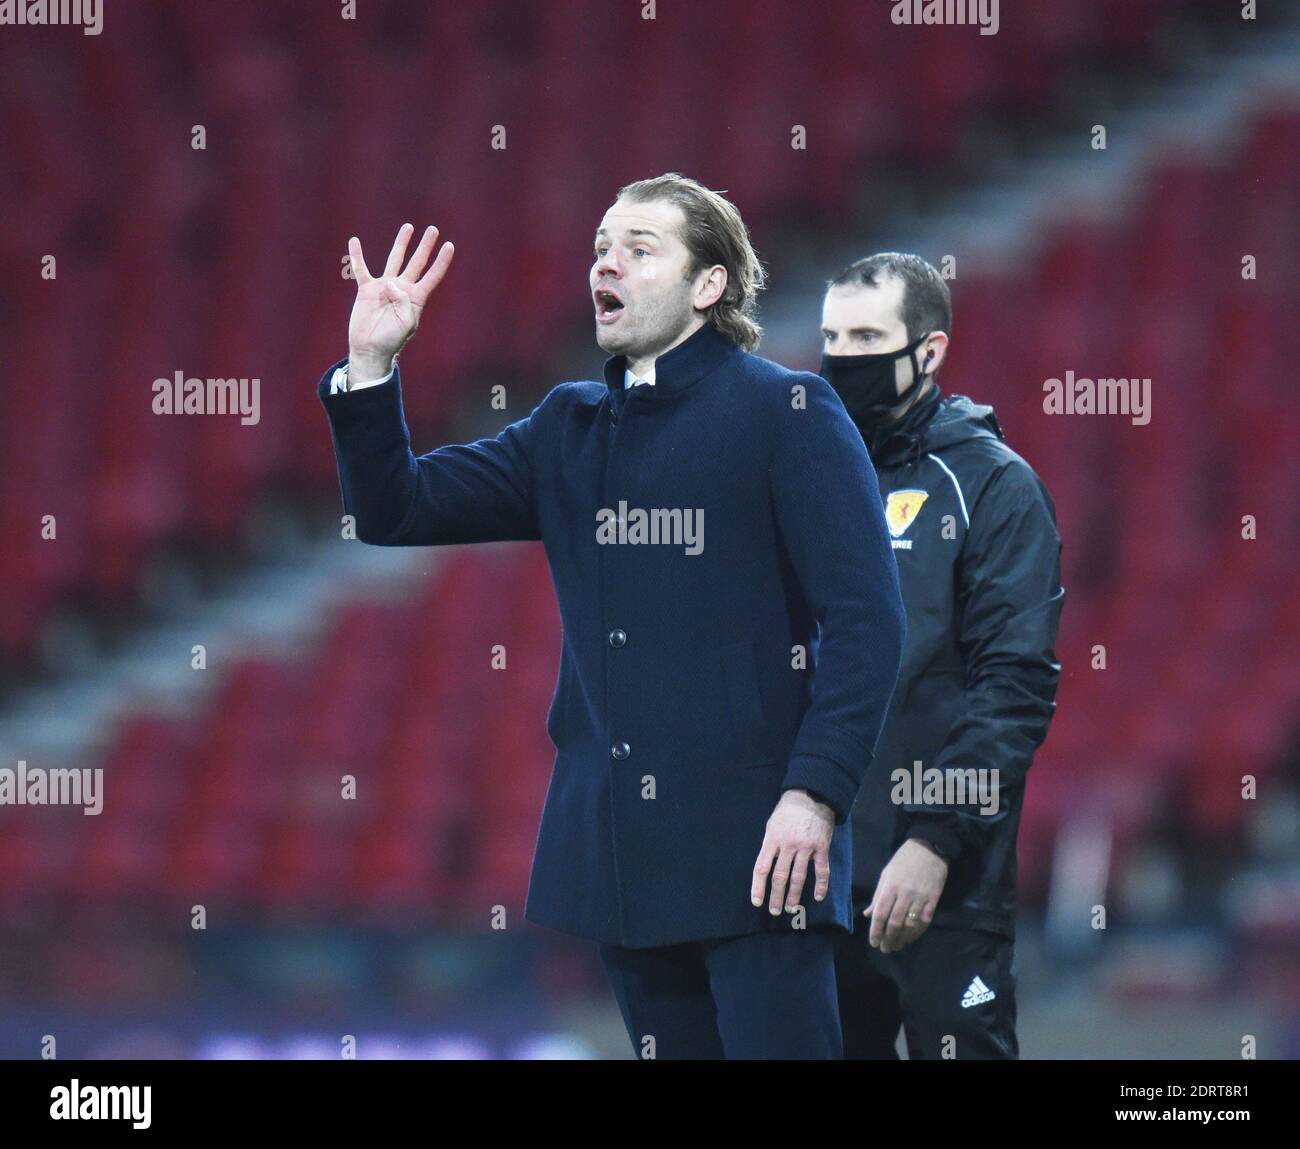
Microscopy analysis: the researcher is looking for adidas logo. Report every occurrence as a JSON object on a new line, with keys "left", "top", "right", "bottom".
{"left": 960, "top": 976, "right": 995, "bottom": 1008}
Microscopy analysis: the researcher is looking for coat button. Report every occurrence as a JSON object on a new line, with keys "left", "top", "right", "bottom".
{"left": 611, "top": 742, "right": 630, "bottom": 761}
{"left": 608, "top": 628, "right": 627, "bottom": 648}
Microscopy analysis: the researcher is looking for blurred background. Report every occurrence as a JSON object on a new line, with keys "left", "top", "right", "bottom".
{"left": 0, "top": 0, "right": 1296, "bottom": 1059}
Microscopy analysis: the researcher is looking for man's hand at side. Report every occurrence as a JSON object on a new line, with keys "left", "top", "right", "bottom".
{"left": 750, "top": 788, "right": 836, "bottom": 916}
{"left": 347, "top": 223, "right": 455, "bottom": 381}
{"left": 864, "top": 838, "right": 949, "bottom": 954}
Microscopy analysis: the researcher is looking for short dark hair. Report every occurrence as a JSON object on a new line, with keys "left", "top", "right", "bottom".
{"left": 827, "top": 253, "right": 952, "bottom": 343}
{"left": 617, "top": 173, "right": 767, "bottom": 351}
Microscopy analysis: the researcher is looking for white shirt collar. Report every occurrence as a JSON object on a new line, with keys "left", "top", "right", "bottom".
{"left": 624, "top": 364, "right": 656, "bottom": 389}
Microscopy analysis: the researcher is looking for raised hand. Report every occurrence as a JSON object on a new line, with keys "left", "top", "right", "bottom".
{"left": 347, "top": 223, "right": 455, "bottom": 380}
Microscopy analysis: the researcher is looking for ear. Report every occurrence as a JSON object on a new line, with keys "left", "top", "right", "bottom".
{"left": 694, "top": 264, "right": 728, "bottom": 312}
{"left": 922, "top": 332, "right": 950, "bottom": 375}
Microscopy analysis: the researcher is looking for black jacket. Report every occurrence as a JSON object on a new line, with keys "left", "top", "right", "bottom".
{"left": 846, "top": 385, "right": 1063, "bottom": 938}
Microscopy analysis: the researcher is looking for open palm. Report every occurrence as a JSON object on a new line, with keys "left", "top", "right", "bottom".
{"left": 347, "top": 223, "right": 454, "bottom": 376}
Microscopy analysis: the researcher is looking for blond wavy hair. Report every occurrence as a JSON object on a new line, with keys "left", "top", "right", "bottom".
{"left": 615, "top": 173, "right": 767, "bottom": 351}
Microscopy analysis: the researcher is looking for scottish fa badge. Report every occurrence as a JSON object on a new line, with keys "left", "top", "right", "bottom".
{"left": 885, "top": 489, "right": 929, "bottom": 539}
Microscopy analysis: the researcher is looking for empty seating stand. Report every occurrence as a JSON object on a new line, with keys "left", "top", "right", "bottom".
{"left": 0, "top": 3, "right": 1293, "bottom": 924}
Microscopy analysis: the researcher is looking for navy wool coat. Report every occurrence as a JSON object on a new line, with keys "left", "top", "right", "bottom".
{"left": 318, "top": 322, "right": 905, "bottom": 947}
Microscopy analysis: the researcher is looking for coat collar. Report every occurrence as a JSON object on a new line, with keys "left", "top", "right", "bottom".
{"left": 602, "top": 322, "right": 738, "bottom": 413}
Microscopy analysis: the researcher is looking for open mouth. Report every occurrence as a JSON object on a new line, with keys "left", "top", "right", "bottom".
{"left": 594, "top": 288, "right": 625, "bottom": 322}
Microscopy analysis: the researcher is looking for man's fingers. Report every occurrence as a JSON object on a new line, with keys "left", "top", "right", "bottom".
{"left": 400, "top": 225, "right": 439, "bottom": 285}
{"left": 900, "top": 898, "right": 939, "bottom": 948}
{"left": 382, "top": 222, "right": 415, "bottom": 278}
{"left": 867, "top": 889, "right": 895, "bottom": 948}
{"left": 890, "top": 909, "right": 929, "bottom": 954}
{"left": 862, "top": 879, "right": 879, "bottom": 918}
{"left": 411, "top": 240, "right": 455, "bottom": 308}
{"left": 813, "top": 848, "right": 831, "bottom": 902}
{"left": 348, "top": 236, "right": 372, "bottom": 285}
{"left": 767, "top": 847, "right": 793, "bottom": 916}
{"left": 882, "top": 899, "right": 916, "bottom": 954}
{"left": 905, "top": 916, "right": 932, "bottom": 947}
{"left": 784, "top": 848, "right": 811, "bottom": 912}
{"left": 883, "top": 899, "right": 912, "bottom": 951}
{"left": 750, "top": 839, "right": 778, "bottom": 907}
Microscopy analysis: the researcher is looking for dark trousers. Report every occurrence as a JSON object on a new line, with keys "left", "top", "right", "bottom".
{"left": 599, "top": 928, "right": 842, "bottom": 1059}
{"left": 833, "top": 921, "right": 1019, "bottom": 1060}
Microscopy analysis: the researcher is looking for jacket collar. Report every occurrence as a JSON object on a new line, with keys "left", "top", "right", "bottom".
{"left": 867, "top": 386, "right": 1007, "bottom": 467}
{"left": 865, "top": 383, "right": 944, "bottom": 466}
{"left": 602, "top": 322, "right": 738, "bottom": 413}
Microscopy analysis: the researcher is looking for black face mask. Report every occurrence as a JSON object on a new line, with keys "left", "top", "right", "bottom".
{"left": 819, "top": 335, "right": 930, "bottom": 429}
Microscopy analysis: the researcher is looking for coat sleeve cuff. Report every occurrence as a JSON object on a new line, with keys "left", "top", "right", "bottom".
{"left": 781, "top": 754, "right": 862, "bottom": 824}
{"left": 317, "top": 357, "right": 401, "bottom": 402}
{"left": 904, "top": 813, "right": 965, "bottom": 863}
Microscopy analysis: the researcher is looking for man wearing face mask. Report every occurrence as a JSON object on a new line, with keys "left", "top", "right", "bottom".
{"left": 818, "top": 253, "right": 1064, "bottom": 1059}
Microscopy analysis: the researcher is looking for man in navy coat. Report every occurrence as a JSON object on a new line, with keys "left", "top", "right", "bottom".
{"left": 318, "top": 174, "right": 905, "bottom": 1059}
